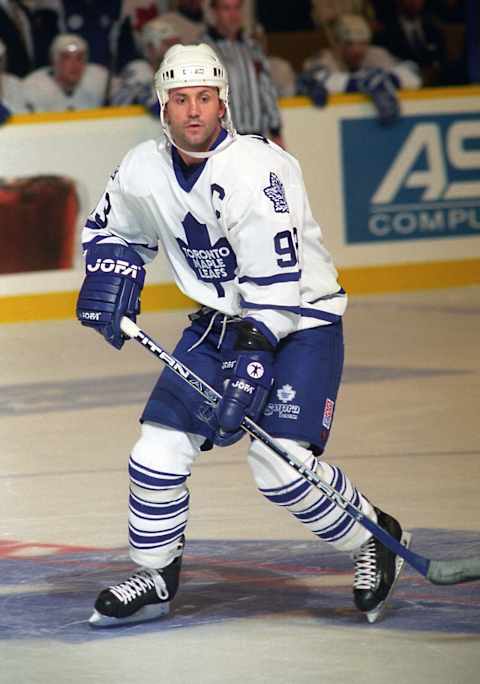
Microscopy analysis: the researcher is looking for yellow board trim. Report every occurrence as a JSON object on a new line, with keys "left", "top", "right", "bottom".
{"left": 0, "top": 283, "right": 195, "bottom": 324}
{"left": 280, "top": 85, "right": 480, "bottom": 109}
{"left": 338, "top": 257, "right": 480, "bottom": 295}
{"left": 1, "top": 258, "right": 478, "bottom": 324}
{"left": 6, "top": 85, "right": 480, "bottom": 126}
{"left": 8, "top": 105, "right": 146, "bottom": 126}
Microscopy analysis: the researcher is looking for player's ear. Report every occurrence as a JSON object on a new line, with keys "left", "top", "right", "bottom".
{"left": 218, "top": 99, "right": 225, "bottom": 119}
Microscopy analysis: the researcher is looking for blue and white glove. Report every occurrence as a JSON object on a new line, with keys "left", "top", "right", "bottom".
{"left": 214, "top": 321, "right": 275, "bottom": 447}
{"left": 356, "top": 69, "right": 400, "bottom": 126}
{"left": 76, "top": 243, "right": 145, "bottom": 350}
{"left": 296, "top": 69, "right": 328, "bottom": 107}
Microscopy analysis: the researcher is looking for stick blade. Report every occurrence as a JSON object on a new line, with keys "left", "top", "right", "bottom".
{"left": 427, "top": 558, "right": 480, "bottom": 585}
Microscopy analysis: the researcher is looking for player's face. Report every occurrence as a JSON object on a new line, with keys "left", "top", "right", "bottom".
{"left": 213, "top": 0, "right": 243, "bottom": 36}
{"left": 165, "top": 86, "right": 225, "bottom": 152}
{"left": 342, "top": 42, "right": 368, "bottom": 70}
{"left": 54, "top": 50, "right": 86, "bottom": 87}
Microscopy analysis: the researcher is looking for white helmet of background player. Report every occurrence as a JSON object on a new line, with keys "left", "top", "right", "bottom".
{"left": 141, "top": 18, "right": 179, "bottom": 53}
{"left": 140, "top": 18, "right": 180, "bottom": 70}
{"left": 155, "top": 43, "right": 236, "bottom": 154}
{"left": 50, "top": 33, "right": 89, "bottom": 63}
{"left": 334, "top": 14, "right": 372, "bottom": 44}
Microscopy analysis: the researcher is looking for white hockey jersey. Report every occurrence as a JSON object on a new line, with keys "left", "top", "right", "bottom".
{"left": 303, "top": 46, "right": 422, "bottom": 92}
{"left": 110, "top": 59, "right": 155, "bottom": 107}
{"left": 1, "top": 73, "right": 29, "bottom": 113}
{"left": 82, "top": 131, "right": 347, "bottom": 342}
{"left": 23, "top": 64, "right": 109, "bottom": 112}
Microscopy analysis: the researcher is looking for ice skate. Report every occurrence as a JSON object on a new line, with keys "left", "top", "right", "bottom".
{"left": 89, "top": 549, "right": 183, "bottom": 627}
{"left": 352, "top": 508, "right": 411, "bottom": 623}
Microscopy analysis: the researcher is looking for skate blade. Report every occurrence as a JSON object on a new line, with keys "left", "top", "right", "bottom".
{"left": 366, "top": 531, "right": 412, "bottom": 624}
{"left": 89, "top": 602, "right": 170, "bottom": 628}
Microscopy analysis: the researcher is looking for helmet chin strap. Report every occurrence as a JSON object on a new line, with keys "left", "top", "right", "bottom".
{"left": 160, "top": 104, "right": 237, "bottom": 160}
{"left": 164, "top": 129, "right": 237, "bottom": 159}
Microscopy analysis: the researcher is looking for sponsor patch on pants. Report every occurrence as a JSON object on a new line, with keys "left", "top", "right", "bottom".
{"left": 322, "top": 398, "right": 335, "bottom": 429}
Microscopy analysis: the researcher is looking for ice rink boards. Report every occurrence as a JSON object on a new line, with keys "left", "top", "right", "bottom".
{"left": 0, "top": 286, "right": 479, "bottom": 684}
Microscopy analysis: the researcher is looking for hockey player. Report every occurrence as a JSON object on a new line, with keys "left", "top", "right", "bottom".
{"left": 111, "top": 17, "right": 180, "bottom": 109}
{"left": 300, "top": 13, "right": 422, "bottom": 124}
{"left": 76, "top": 43, "right": 408, "bottom": 627}
{"left": 23, "top": 33, "right": 109, "bottom": 112}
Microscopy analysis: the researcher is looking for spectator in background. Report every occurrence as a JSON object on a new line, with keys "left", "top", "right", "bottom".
{"left": 159, "top": 0, "right": 205, "bottom": 45}
{"left": 23, "top": 33, "right": 109, "bottom": 111}
{"left": 202, "top": 0, "right": 284, "bottom": 146}
{"left": 300, "top": 14, "right": 421, "bottom": 124}
{"left": 0, "top": 0, "right": 35, "bottom": 77}
{"left": 373, "top": 0, "right": 448, "bottom": 85}
{"left": 0, "top": 37, "right": 29, "bottom": 122}
{"left": 111, "top": 17, "right": 180, "bottom": 109}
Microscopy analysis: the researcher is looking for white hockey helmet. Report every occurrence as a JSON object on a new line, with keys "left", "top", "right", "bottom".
{"left": 50, "top": 33, "right": 88, "bottom": 63}
{"left": 140, "top": 18, "right": 179, "bottom": 52}
{"left": 155, "top": 43, "right": 235, "bottom": 144}
{"left": 335, "top": 14, "right": 372, "bottom": 44}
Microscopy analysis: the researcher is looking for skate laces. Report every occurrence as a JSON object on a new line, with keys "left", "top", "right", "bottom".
{"left": 108, "top": 568, "right": 169, "bottom": 605}
{"left": 352, "top": 537, "right": 378, "bottom": 590}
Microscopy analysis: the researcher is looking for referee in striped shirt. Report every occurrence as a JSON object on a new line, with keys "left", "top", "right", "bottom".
{"left": 202, "top": 0, "right": 285, "bottom": 147}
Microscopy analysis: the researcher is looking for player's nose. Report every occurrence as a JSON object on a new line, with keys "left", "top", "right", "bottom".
{"left": 187, "top": 99, "right": 200, "bottom": 117}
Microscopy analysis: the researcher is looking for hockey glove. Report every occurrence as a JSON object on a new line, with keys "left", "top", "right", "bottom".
{"left": 296, "top": 71, "right": 328, "bottom": 107}
{"left": 76, "top": 243, "right": 145, "bottom": 350}
{"left": 214, "top": 321, "right": 275, "bottom": 447}
{"left": 357, "top": 69, "right": 400, "bottom": 126}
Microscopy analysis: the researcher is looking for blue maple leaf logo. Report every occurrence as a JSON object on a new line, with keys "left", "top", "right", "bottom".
{"left": 263, "top": 172, "right": 289, "bottom": 213}
{"left": 277, "top": 384, "right": 296, "bottom": 403}
{"left": 176, "top": 212, "right": 237, "bottom": 297}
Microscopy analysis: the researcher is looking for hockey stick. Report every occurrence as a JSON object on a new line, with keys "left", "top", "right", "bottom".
{"left": 121, "top": 316, "right": 480, "bottom": 586}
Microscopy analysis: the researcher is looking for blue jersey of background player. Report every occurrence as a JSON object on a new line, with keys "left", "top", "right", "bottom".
{"left": 76, "top": 43, "right": 408, "bottom": 627}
